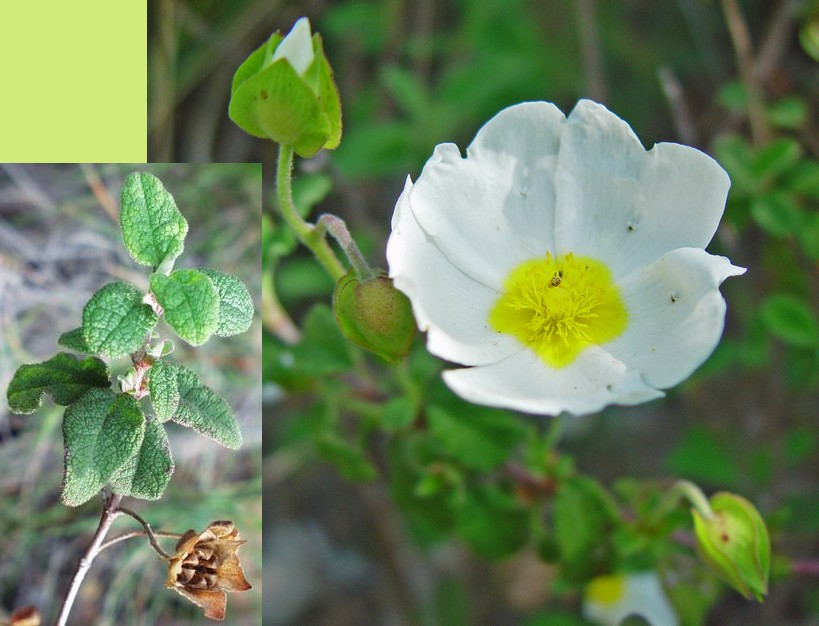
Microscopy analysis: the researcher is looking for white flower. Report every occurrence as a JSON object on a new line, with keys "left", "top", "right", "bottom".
{"left": 386, "top": 100, "right": 744, "bottom": 416}
{"left": 270, "top": 17, "right": 314, "bottom": 75}
{"left": 583, "top": 571, "right": 678, "bottom": 626}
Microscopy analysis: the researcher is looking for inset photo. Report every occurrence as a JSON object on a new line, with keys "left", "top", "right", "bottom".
{"left": 0, "top": 163, "right": 262, "bottom": 625}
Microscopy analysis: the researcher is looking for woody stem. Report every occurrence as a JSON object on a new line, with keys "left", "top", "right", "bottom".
{"left": 117, "top": 507, "right": 175, "bottom": 559}
{"left": 55, "top": 492, "right": 124, "bottom": 626}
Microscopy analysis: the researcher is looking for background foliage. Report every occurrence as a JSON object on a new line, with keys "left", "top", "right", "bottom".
{"left": 0, "top": 164, "right": 262, "bottom": 624}
{"left": 150, "top": 1, "right": 818, "bottom": 624}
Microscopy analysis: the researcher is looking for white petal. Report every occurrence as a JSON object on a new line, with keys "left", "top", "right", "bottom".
{"left": 442, "top": 348, "right": 663, "bottom": 416}
{"left": 554, "top": 100, "right": 730, "bottom": 278}
{"left": 272, "top": 17, "right": 314, "bottom": 75}
{"left": 606, "top": 248, "right": 746, "bottom": 389}
{"left": 387, "top": 177, "right": 522, "bottom": 366}
{"left": 408, "top": 102, "right": 566, "bottom": 289}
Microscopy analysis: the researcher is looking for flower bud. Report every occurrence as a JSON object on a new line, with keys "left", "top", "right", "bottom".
{"left": 333, "top": 270, "right": 416, "bottom": 363}
{"left": 229, "top": 17, "right": 342, "bottom": 157}
{"left": 692, "top": 492, "right": 770, "bottom": 601}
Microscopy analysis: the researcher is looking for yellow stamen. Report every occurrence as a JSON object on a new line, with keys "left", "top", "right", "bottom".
{"left": 489, "top": 252, "right": 627, "bottom": 367}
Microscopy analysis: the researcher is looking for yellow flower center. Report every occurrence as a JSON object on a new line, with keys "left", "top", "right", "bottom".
{"left": 489, "top": 252, "right": 627, "bottom": 368}
{"left": 586, "top": 574, "right": 626, "bottom": 605}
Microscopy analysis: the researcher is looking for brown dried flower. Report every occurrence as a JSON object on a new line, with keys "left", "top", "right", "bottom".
{"left": 166, "top": 520, "right": 252, "bottom": 620}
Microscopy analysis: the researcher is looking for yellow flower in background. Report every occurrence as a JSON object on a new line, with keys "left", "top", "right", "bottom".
{"left": 387, "top": 100, "right": 744, "bottom": 416}
{"left": 583, "top": 571, "right": 678, "bottom": 626}
{"left": 166, "top": 520, "right": 252, "bottom": 621}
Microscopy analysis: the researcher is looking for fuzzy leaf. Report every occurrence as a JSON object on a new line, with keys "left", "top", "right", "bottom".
{"left": 57, "top": 328, "right": 92, "bottom": 354}
{"left": 61, "top": 389, "right": 145, "bottom": 506}
{"left": 148, "top": 359, "right": 179, "bottom": 422}
{"left": 168, "top": 363, "right": 242, "bottom": 449}
{"left": 199, "top": 268, "right": 254, "bottom": 337}
{"left": 120, "top": 172, "right": 189, "bottom": 267}
{"left": 150, "top": 269, "right": 219, "bottom": 346}
{"left": 110, "top": 415, "right": 174, "bottom": 500}
{"left": 82, "top": 281, "right": 158, "bottom": 358}
{"left": 7, "top": 353, "right": 110, "bottom": 414}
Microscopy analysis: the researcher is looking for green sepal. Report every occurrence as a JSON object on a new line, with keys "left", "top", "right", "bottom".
{"left": 109, "top": 414, "right": 174, "bottom": 500}
{"left": 199, "top": 268, "right": 254, "bottom": 337}
{"left": 332, "top": 270, "right": 415, "bottom": 363}
{"left": 228, "top": 31, "right": 341, "bottom": 157}
{"left": 61, "top": 389, "right": 145, "bottom": 507}
{"left": 120, "top": 172, "right": 189, "bottom": 268}
{"left": 166, "top": 362, "right": 242, "bottom": 449}
{"left": 7, "top": 352, "right": 110, "bottom": 414}
{"left": 82, "top": 281, "right": 158, "bottom": 358}
{"left": 150, "top": 269, "right": 219, "bottom": 346}
{"left": 148, "top": 359, "right": 179, "bottom": 422}
{"left": 692, "top": 492, "right": 770, "bottom": 601}
{"left": 57, "top": 327, "right": 92, "bottom": 354}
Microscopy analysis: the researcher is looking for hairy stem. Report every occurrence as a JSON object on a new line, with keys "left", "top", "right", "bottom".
{"left": 276, "top": 143, "right": 346, "bottom": 281}
{"left": 55, "top": 493, "right": 124, "bottom": 626}
{"left": 317, "top": 213, "right": 375, "bottom": 280}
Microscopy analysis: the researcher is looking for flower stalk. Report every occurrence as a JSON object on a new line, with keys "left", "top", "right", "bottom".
{"left": 276, "top": 143, "right": 346, "bottom": 281}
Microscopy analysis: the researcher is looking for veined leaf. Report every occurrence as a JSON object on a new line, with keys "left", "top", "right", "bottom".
{"left": 110, "top": 414, "right": 174, "bottom": 500}
{"left": 57, "top": 327, "right": 92, "bottom": 354}
{"left": 148, "top": 359, "right": 179, "bottom": 422}
{"left": 82, "top": 281, "right": 158, "bottom": 358}
{"left": 199, "top": 268, "right": 254, "bottom": 337}
{"left": 120, "top": 172, "right": 189, "bottom": 267}
{"left": 7, "top": 352, "right": 110, "bottom": 414}
{"left": 150, "top": 269, "right": 219, "bottom": 346}
{"left": 61, "top": 389, "right": 145, "bottom": 506}
{"left": 167, "top": 362, "right": 242, "bottom": 449}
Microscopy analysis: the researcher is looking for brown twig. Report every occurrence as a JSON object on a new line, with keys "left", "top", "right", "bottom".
{"left": 657, "top": 66, "right": 698, "bottom": 146}
{"left": 720, "top": 0, "right": 770, "bottom": 146}
{"left": 116, "top": 506, "right": 175, "bottom": 560}
{"left": 574, "top": 0, "right": 607, "bottom": 103}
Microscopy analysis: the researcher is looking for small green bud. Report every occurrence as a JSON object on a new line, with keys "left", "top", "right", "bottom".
{"left": 333, "top": 270, "right": 416, "bottom": 363}
{"left": 228, "top": 17, "right": 342, "bottom": 157}
{"left": 692, "top": 492, "right": 770, "bottom": 601}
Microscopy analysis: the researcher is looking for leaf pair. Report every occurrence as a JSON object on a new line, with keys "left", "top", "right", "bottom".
{"left": 7, "top": 352, "right": 242, "bottom": 506}
{"left": 62, "top": 389, "right": 172, "bottom": 506}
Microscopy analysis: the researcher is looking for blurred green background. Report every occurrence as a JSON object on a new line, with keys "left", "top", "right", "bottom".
{"left": 0, "top": 164, "right": 262, "bottom": 624}
{"left": 149, "top": 1, "right": 818, "bottom": 624}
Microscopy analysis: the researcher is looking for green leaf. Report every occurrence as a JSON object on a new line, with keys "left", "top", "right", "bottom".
{"left": 7, "top": 352, "right": 110, "bottom": 414}
{"left": 57, "top": 328, "right": 92, "bottom": 354}
{"left": 455, "top": 483, "right": 529, "bottom": 559}
{"left": 120, "top": 172, "right": 189, "bottom": 267}
{"left": 198, "top": 269, "right": 254, "bottom": 337}
{"left": 168, "top": 362, "right": 242, "bottom": 449}
{"left": 761, "top": 294, "right": 819, "bottom": 348}
{"left": 316, "top": 433, "right": 377, "bottom": 481}
{"left": 749, "top": 191, "right": 803, "bottom": 237}
{"left": 82, "top": 281, "right": 158, "bottom": 358}
{"left": 61, "top": 389, "right": 145, "bottom": 506}
{"left": 150, "top": 269, "right": 219, "bottom": 346}
{"left": 767, "top": 97, "right": 808, "bottom": 130}
{"left": 426, "top": 401, "right": 525, "bottom": 471}
{"left": 293, "top": 304, "right": 354, "bottom": 376}
{"left": 109, "top": 414, "right": 174, "bottom": 500}
{"left": 553, "top": 476, "right": 617, "bottom": 583}
{"left": 148, "top": 359, "right": 179, "bottom": 422}
{"left": 750, "top": 138, "right": 802, "bottom": 180}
